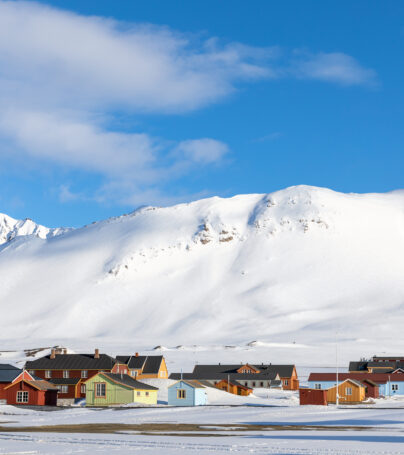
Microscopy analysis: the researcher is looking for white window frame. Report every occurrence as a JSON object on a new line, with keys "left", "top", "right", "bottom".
{"left": 16, "top": 391, "right": 29, "bottom": 403}
{"left": 60, "top": 385, "right": 68, "bottom": 394}
{"left": 345, "top": 387, "right": 352, "bottom": 396}
{"left": 81, "top": 370, "right": 88, "bottom": 378}
{"left": 314, "top": 384, "right": 321, "bottom": 389}
{"left": 45, "top": 370, "right": 52, "bottom": 379}
{"left": 63, "top": 370, "right": 69, "bottom": 379}
{"left": 392, "top": 384, "right": 399, "bottom": 391}
{"left": 95, "top": 382, "right": 106, "bottom": 398}
{"left": 136, "top": 391, "right": 141, "bottom": 396}
{"left": 81, "top": 384, "right": 86, "bottom": 394}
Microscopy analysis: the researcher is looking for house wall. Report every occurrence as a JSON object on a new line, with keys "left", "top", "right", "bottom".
{"left": 308, "top": 380, "right": 404, "bottom": 397}
{"left": 327, "top": 383, "right": 365, "bottom": 403}
{"left": 5, "top": 382, "right": 45, "bottom": 406}
{"left": 299, "top": 388, "right": 327, "bottom": 405}
{"left": 168, "top": 381, "right": 205, "bottom": 406}
{"left": 85, "top": 375, "right": 132, "bottom": 406}
{"left": 132, "top": 389, "right": 158, "bottom": 405}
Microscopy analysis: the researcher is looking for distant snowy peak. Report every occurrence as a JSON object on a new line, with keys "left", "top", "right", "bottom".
{"left": 0, "top": 213, "right": 70, "bottom": 245}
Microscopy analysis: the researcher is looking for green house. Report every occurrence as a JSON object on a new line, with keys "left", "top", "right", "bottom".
{"left": 85, "top": 372, "right": 158, "bottom": 406}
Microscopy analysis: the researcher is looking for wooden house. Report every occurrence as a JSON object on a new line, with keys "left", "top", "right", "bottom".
{"left": 299, "top": 388, "right": 327, "bottom": 406}
{"left": 25, "top": 349, "right": 127, "bottom": 405}
{"left": 215, "top": 379, "right": 253, "bottom": 396}
{"left": 85, "top": 373, "right": 158, "bottom": 406}
{"left": 168, "top": 380, "right": 207, "bottom": 406}
{"left": 326, "top": 379, "right": 366, "bottom": 404}
{"left": 4, "top": 378, "right": 58, "bottom": 406}
{"left": 0, "top": 364, "right": 34, "bottom": 402}
{"left": 170, "top": 363, "right": 298, "bottom": 390}
{"left": 115, "top": 354, "right": 168, "bottom": 379}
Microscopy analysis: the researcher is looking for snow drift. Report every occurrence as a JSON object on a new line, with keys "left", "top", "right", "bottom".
{"left": 1, "top": 185, "right": 404, "bottom": 348}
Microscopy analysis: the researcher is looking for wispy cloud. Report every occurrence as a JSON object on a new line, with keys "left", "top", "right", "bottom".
{"left": 293, "top": 51, "right": 377, "bottom": 87}
{"left": 0, "top": 1, "right": 377, "bottom": 207}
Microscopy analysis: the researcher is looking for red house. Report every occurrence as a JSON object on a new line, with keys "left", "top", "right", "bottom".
{"left": 25, "top": 349, "right": 127, "bottom": 405}
{"left": 4, "top": 378, "right": 58, "bottom": 406}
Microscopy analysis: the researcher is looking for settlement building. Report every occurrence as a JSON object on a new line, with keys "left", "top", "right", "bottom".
{"left": 168, "top": 380, "right": 207, "bottom": 406}
{"left": 4, "top": 378, "right": 58, "bottom": 406}
{"left": 85, "top": 372, "right": 158, "bottom": 406}
{"left": 25, "top": 348, "right": 127, "bottom": 404}
{"left": 215, "top": 379, "right": 253, "bottom": 396}
{"left": 115, "top": 354, "right": 168, "bottom": 379}
{"left": 170, "top": 363, "right": 298, "bottom": 390}
{"left": 326, "top": 379, "right": 366, "bottom": 404}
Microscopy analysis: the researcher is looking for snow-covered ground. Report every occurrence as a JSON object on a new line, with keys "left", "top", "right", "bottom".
{"left": 1, "top": 394, "right": 404, "bottom": 454}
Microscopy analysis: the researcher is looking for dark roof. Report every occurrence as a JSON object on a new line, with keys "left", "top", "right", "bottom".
{"left": 0, "top": 363, "right": 19, "bottom": 370}
{"left": 115, "top": 355, "right": 163, "bottom": 374}
{"left": 101, "top": 373, "right": 158, "bottom": 390}
{"left": 0, "top": 368, "right": 23, "bottom": 383}
{"left": 373, "top": 356, "right": 404, "bottom": 361}
{"left": 308, "top": 372, "right": 404, "bottom": 384}
{"left": 270, "top": 380, "right": 282, "bottom": 388}
{"left": 49, "top": 378, "right": 81, "bottom": 385}
{"left": 25, "top": 354, "right": 117, "bottom": 370}
{"left": 170, "top": 363, "right": 292, "bottom": 381}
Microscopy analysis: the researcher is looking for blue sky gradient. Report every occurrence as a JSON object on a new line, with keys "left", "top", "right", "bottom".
{"left": 0, "top": 0, "right": 403, "bottom": 227}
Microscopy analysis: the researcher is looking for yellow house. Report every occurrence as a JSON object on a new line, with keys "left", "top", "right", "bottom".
{"left": 326, "top": 379, "right": 366, "bottom": 404}
{"left": 115, "top": 354, "right": 168, "bottom": 379}
{"left": 85, "top": 372, "right": 158, "bottom": 406}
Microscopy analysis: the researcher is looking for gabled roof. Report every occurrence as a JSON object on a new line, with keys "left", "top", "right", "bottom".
{"left": 168, "top": 380, "right": 205, "bottom": 389}
{"left": 5, "top": 378, "right": 58, "bottom": 391}
{"left": 0, "top": 363, "right": 19, "bottom": 370}
{"left": 115, "top": 355, "right": 163, "bottom": 374}
{"left": 25, "top": 353, "right": 118, "bottom": 370}
{"left": 0, "top": 368, "right": 23, "bottom": 383}
{"left": 98, "top": 373, "right": 158, "bottom": 390}
{"left": 328, "top": 378, "right": 364, "bottom": 389}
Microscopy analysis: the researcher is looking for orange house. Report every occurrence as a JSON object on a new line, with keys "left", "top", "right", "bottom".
{"left": 215, "top": 379, "right": 253, "bottom": 396}
{"left": 116, "top": 354, "right": 168, "bottom": 379}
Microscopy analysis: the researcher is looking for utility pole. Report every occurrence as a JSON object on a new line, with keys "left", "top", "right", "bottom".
{"left": 336, "top": 331, "right": 339, "bottom": 407}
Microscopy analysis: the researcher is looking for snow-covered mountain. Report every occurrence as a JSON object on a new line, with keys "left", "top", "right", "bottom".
{"left": 1, "top": 185, "right": 404, "bottom": 352}
{"left": 0, "top": 213, "right": 69, "bottom": 245}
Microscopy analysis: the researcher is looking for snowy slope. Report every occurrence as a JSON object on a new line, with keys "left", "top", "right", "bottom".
{"left": 1, "top": 185, "right": 404, "bottom": 352}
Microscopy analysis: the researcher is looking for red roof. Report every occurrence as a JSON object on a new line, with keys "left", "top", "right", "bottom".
{"left": 308, "top": 372, "right": 404, "bottom": 384}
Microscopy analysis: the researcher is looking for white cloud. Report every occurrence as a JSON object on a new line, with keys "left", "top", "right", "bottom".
{"left": 175, "top": 139, "right": 229, "bottom": 164}
{"left": 0, "top": 1, "right": 377, "bottom": 207}
{"left": 294, "top": 52, "right": 377, "bottom": 86}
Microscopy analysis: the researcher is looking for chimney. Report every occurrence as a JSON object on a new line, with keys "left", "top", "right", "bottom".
{"left": 94, "top": 348, "right": 100, "bottom": 359}
{"left": 63, "top": 349, "right": 67, "bottom": 355}
{"left": 135, "top": 352, "right": 139, "bottom": 357}
{"left": 50, "top": 349, "right": 56, "bottom": 359}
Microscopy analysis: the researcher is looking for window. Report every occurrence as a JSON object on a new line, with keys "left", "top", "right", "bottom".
{"left": 177, "top": 389, "right": 186, "bottom": 399}
{"left": 45, "top": 370, "right": 52, "bottom": 379}
{"left": 131, "top": 370, "right": 138, "bottom": 377}
{"left": 16, "top": 391, "right": 29, "bottom": 403}
{"left": 260, "top": 382, "right": 264, "bottom": 387}
{"left": 137, "top": 391, "right": 141, "bottom": 396}
{"left": 95, "top": 383, "right": 106, "bottom": 397}
{"left": 81, "top": 370, "right": 88, "bottom": 378}
{"left": 59, "top": 385, "right": 68, "bottom": 394}
{"left": 29, "top": 370, "right": 35, "bottom": 376}
{"left": 159, "top": 371, "right": 165, "bottom": 378}
{"left": 245, "top": 382, "right": 248, "bottom": 386}
{"left": 81, "top": 384, "right": 86, "bottom": 394}
{"left": 392, "top": 384, "right": 399, "bottom": 391}
{"left": 145, "top": 392, "right": 149, "bottom": 396}
{"left": 315, "top": 384, "right": 321, "bottom": 389}
{"left": 345, "top": 387, "right": 352, "bottom": 396}
{"left": 63, "top": 370, "right": 69, "bottom": 379}
{"left": 284, "top": 379, "right": 289, "bottom": 386}
{"left": 252, "top": 382, "right": 256, "bottom": 387}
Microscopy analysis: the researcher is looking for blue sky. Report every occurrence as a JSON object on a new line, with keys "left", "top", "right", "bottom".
{"left": 0, "top": 0, "right": 403, "bottom": 227}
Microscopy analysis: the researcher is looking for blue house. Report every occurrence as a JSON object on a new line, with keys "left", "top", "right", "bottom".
{"left": 168, "top": 380, "right": 207, "bottom": 406}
